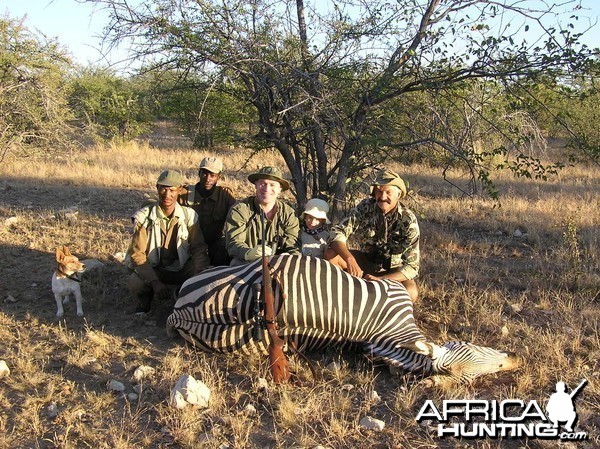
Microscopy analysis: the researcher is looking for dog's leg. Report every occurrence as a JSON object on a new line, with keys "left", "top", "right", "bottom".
{"left": 74, "top": 289, "right": 84, "bottom": 317}
{"left": 55, "top": 293, "right": 65, "bottom": 317}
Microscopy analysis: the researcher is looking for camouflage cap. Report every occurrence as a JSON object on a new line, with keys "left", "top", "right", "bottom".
{"left": 372, "top": 169, "right": 407, "bottom": 198}
{"left": 248, "top": 166, "right": 290, "bottom": 191}
{"left": 199, "top": 157, "right": 224, "bottom": 173}
{"left": 156, "top": 170, "right": 184, "bottom": 187}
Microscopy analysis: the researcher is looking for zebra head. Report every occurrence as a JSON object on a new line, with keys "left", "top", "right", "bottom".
{"left": 402, "top": 340, "right": 520, "bottom": 384}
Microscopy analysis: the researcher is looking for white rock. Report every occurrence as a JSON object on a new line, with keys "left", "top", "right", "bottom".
{"left": 58, "top": 206, "right": 78, "bottom": 215}
{"left": 501, "top": 325, "right": 509, "bottom": 337}
{"left": 359, "top": 416, "right": 385, "bottom": 431}
{"left": 107, "top": 380, "right": 125, "bottom": 392}
{"left": 327, "top": 361, "right": 341, "bottom": 372}
{"left": 59, "top": 208, "right": 79, "bottom": 222}
{"left": 127, "top": 393, "right": 139, "bottom": 401}
{"left": 170, "top": 390, "right": 188, "bottom": 409}
{"left": 111, "top": 252, "right": 127, "bottom": 263}
{"left": 243, "top": 404, "right": 257, "bottom": 415}
{"left": 80, "top": 259, "right": 105, "bottom": 272}
{"left": 367, "top": 390, "right": 381, "bottom": 403}
{"left": 256, "top": 377, "right": 269, "bottom": 390}
{"left": 132, "top": 365, "right": 156, "bottom": 382}
{"left": 4, "top": 216, "right": 18, "bottom": 227}
{"left": 0, "top": 360, "right": 10, "bottom": 378}
{"left": 509, "top": 303, "right": 523, "bottom": 314}
{"left": 46, "top": 402, "right": 59, "bottom": 418}
{"left": 169, "top": 374, "right": 211, "bottom": 409}
{"left": 513, "top": 229, "right": 523, "bottom": 238}
{"left": 4, "top": 295, "right": 19, "bottom": 304}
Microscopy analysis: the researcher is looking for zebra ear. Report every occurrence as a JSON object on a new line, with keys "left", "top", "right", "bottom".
{"left": 400, "top": 340, "right": 434, "bottom": 356}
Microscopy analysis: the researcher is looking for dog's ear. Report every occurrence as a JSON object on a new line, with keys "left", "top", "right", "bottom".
{"left": 56, "top": 245, "right": 68, "bottom": 262}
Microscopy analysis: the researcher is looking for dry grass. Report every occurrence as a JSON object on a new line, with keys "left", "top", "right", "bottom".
{"left": 0, "top": 138, "right": 598, "bottom": 448}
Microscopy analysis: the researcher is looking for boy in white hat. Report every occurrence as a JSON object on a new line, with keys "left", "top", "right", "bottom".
{"left": 299, "top": 198, "right": 333, "bottom": 258}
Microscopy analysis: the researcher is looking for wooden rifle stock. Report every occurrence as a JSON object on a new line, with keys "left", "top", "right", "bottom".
{"left": 260, "top": 210, "right": 290, "bottom": 384}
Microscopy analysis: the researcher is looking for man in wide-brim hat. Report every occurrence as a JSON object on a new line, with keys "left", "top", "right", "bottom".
{"left": 328, "top": 168, "right": 421, "bottom": 302}
{"left": 225, "top": 166, "right": 299, "bottom": 265}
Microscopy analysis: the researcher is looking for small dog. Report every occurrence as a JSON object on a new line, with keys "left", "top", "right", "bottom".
{"left": 51, "top": 245, "right": 86, "bottom": 317}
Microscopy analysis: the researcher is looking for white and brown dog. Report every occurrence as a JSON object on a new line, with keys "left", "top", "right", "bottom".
{"left": 52, "top": 245, "right": 86, "bottom": 317}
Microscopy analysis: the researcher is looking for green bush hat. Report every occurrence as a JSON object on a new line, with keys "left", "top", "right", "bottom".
{"left": 156, "top": 170, "right": 184, "bottom": 187}
{"left": 248, "top": 166, "right": 291, "bottom": 191}
{"left": 371, "top": 169, "right": 407, "bottom": 198}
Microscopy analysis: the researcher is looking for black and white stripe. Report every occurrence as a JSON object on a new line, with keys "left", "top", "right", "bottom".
{"left": 167, "top": 254, "right": 517, "bottom": 382}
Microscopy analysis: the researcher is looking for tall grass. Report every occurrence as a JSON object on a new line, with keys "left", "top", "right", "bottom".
{"left": 0, "top": 141, "right": 598, "bottom": 448}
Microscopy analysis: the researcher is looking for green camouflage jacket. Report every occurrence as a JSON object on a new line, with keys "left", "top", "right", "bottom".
{"left": 331, "top": 198, "right": 420, "bottom": 279}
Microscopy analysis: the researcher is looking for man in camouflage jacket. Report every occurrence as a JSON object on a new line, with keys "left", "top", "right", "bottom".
{"left": 329, "top": 169, "right": 420, "bottom": 302}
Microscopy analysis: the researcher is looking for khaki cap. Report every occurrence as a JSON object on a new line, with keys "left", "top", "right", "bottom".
{"left": 199, "top": 157, "right": 224, "bottom": 173}
{"left": 156, "top": 170, "right": 184, "bottom": 187}
{"left": 248, "top": 166, "right": 290, "bottom": 191}
{"left": 302, "top": 198, "right": 331, "bottom": 224}
{"left": 372, "top": 169, "right": 407, "bottom": 198}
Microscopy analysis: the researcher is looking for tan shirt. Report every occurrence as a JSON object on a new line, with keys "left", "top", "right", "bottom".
{"left": 127, "top": 203, "right": 210, "bottom": 282}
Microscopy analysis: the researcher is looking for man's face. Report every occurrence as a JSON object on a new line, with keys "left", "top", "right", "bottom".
{"left": 255, "top": 178, "right": 282, "bottom": 205}
{"left": 373, "top": 185, "right": 401, "bottom": 214}
{"left": 199, "top": 169, "right": 220, "bottom": 190}
{"left": 157, "top": 184, "right": 181, "bottom": 208}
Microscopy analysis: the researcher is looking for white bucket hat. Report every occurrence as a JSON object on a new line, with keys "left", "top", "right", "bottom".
{"left": 302, "top": 198, "right": 331, "bottom": 224}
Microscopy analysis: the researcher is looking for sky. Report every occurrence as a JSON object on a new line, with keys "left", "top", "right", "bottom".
{"left": 1, "top": 0, "right": 129, "bottom": 69}
{"left": 2, "top": 0, "right": 600, "bottom": 71}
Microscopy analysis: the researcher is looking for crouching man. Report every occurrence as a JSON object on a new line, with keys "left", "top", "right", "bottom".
{"left": 126, "top": 170, "right": 210, "bottom": 314}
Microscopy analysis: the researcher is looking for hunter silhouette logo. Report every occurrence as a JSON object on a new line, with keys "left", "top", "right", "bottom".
{"left": 546, "top": 379, "right": 587, "bottom": 433}
{"left": 416, "top": 379, "right": 589, "bottom": 440}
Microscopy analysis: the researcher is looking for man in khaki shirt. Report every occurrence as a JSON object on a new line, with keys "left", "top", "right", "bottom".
{"left": 127, "top": 170, "right": 210, "bottom": 313}
{"left": 179, "top": 157, "right": 236, "bottom": 266}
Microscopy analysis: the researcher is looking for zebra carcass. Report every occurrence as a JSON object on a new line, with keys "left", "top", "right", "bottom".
{"left": 166, "top": 254, "right": 519, "bottom": 384}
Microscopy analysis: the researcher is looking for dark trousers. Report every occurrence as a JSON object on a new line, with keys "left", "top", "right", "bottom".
{"left": 208, "top": 237, "right": 231, "bottom": 266}
{"left": 349, "top": 250, "right": 395, "bottom": 275}
{"left": 128, "top": 259, "right": 196, "bottom": 310}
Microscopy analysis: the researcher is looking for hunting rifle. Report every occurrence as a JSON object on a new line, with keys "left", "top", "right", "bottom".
{"left": 260, "top": 209, "right": 290, "bottom": 384}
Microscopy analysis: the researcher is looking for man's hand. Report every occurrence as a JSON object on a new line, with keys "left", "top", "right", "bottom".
{"left": 345, "top": 256, "right": 363, "bottom": 278}
{"left": 244, "top": 245, "right": 273, "bottom": 261}
{"left": 151, "top": 280, "right": 170, "bottom": 301}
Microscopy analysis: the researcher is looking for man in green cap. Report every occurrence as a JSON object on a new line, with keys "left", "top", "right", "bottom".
{"left": 126, "top": 170, "right": 211, "bottom": 314}
{"left": 328, "top": 168, "right": 421, "bottom": 302}
{"left": 225, "top": 166, "right": 300, "bottom": 265}
{"left": 179, "top": 156, "right": 236, "bottom": 266}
